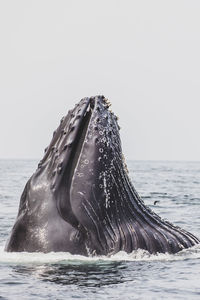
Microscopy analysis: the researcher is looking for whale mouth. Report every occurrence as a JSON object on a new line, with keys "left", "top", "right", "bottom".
{"left": 53, "top": 97, "right": 101, "bottom": 228}
{"left": 68, "top": 99, "right": 94, "bottom": 184}
{"left": 37, "top": 96, "right": 111, "bottom": 229}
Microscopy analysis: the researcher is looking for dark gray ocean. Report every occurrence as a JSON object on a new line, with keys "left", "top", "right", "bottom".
{"left": 0, "top": 160, "right": 199, "bottom": 300}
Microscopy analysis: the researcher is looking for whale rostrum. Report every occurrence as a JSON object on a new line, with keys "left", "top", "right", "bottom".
{"left": 5, "top": 96, "right": 199, "bottom": 255}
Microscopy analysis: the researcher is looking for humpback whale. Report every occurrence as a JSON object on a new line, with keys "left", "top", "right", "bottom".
{"left": 5, "top": 96, "right": 199, "bottom": 255}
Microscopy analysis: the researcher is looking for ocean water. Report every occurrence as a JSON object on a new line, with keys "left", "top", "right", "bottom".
{"left": 0, "top": 160, "right": 199, "bottom": 300}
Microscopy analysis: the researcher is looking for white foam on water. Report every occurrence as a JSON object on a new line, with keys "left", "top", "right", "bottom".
{"left": 0, "top": 244, "right": 199, "bottom": 265}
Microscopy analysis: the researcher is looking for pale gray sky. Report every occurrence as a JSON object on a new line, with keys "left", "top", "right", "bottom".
{"left": 0, "top": 0, "right": 200, "bottom": 161}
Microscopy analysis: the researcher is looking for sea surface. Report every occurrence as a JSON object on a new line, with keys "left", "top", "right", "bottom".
{"left": 0, "top": 160, "right": 199, "bottom": 300}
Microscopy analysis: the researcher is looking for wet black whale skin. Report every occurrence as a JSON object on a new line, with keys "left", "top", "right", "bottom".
{"left": 5, "top": 96, "right": 200, "bottom": 255}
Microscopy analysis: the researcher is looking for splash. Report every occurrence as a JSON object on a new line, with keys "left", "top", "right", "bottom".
{"left": 0, "top": 244, "right": 199, "bottom": 266}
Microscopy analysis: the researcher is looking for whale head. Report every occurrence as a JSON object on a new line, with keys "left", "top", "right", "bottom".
{"left": 7, "top": 95, "right": 199, "bottom": 255}
{"left": 10, "top": 96, "right": 126, "bottom": 254}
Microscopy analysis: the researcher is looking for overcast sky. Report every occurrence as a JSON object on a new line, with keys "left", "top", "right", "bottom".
{"left": 0, "top": 0, "right": 200, "bottom": 161}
